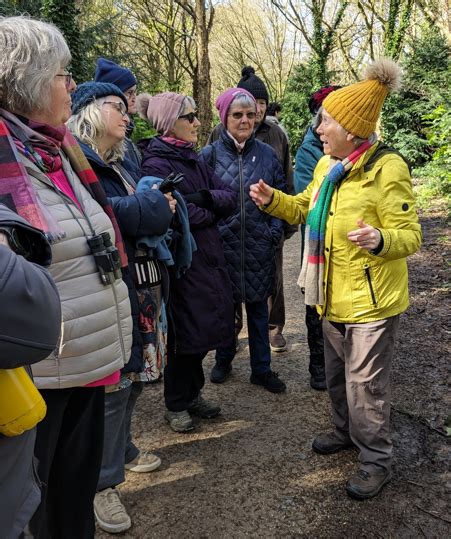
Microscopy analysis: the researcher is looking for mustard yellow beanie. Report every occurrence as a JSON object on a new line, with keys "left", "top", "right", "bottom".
{"left": 322, "top": 58, "right": 402, "bottom": 139}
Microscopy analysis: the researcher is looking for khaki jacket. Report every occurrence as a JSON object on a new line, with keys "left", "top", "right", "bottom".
{"left": 265, "top": 144, "right": 422, "bottom": 323}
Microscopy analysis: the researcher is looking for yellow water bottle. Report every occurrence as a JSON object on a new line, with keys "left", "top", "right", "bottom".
{"left": 0, "top": 367, "right": 47, "bottom": 436}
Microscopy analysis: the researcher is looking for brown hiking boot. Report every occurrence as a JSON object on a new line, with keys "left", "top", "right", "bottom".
{"left": 269, "top": 330, "right": 287, "bottom": 352}
{"left": 312, "top": 431, "right": 354, "bottom": 455}
{"left": 346, "top": 468, "right": 392, "bottom": 500}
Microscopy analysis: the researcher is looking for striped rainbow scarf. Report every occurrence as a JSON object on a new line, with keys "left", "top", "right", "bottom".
{"left": 0, "top": 113, "right": 127, "bottom": 267}
{"left": 298, "top": 136, "right": 376, "bottom": 306}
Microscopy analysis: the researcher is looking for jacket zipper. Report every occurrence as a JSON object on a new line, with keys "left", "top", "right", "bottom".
{"left": 364, "top": 266, "right": 377, "bottom": 305}
{"left": 238, "top": 154, "right": 246, "bottom": 300}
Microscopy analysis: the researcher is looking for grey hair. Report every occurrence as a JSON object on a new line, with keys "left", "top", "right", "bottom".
{"left": 178, "top": 96, "right": 196, "bottom": 117}
{"left": 341, "top": 124, "right": 371, "bottom": 146}
{"left": 229, "top": 93, "right": 256, "bottom": 110}
{"left": 0, "top": 16, "right": 71, "bottom": 114}
{"left": 66, "top": 98, "right": 126, "bottom": 164}
{"left": 312, "top": 106, "right": 323, "bottom": 129}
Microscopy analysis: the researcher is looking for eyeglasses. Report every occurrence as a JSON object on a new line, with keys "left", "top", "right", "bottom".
{"left": 228, "top": 111, "right": 256, "bottom": 120}
{"left": 55, "top": 72, "right": 73, "bottom": 89}
{"left": 178, "top": 112, "right": 197, "bottom": 123}
{"left": 103, "top": 101, "right": 128, "bottom": 117}
{"left": 124, "top": 88, "right": 137, "bottom": 100}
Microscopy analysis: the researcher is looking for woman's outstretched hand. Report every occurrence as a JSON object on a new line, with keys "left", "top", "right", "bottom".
{"left": 249, "top": 179, "right": 274, "bottom": 207}
{"left": 347, "top": 219, "right": 381, "bottom": 251}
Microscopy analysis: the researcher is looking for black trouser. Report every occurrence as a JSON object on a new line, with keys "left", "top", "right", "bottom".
{"left": 268, "top": 240, "right": 286, "bottom": 332}
{"left": 30, "top": 387, "right": 104, "bottom": 539}
{"left": 164, "top": 351, "right": 207, "bottom": 412}
{"left": 306, "top": 304, "right": 325, "bottom": 374}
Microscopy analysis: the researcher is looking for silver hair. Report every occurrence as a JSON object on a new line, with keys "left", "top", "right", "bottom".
{"left": 0, "top": 16, "right": 71, "bottom": 114}
{"left": 178, "top": 96, "right": 196, "bottom": 117}
{"left": 341, "top": 123, "right": 371, "bottom": 146}
{"left": 229, "top": 93, "right": 256, "bottom": 110}
{"left": 66, "top": 98, "right": 126, "bottom": 164}
{"left": 352, "top": 134, "right": 371, "bottom": 146}
{"left": 312, "top": 106, "right": 323, "bottom": 129}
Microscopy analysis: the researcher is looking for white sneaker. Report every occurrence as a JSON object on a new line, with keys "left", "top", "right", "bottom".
{"left": 125, "top": 451, "right": 162, "bottom": 473}
{"left": 94, "top": 488, "right": 131, "bottom": 534}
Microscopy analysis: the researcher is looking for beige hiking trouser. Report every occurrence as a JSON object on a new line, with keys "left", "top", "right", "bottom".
{"left": 322, "top": 315, "right": 400, "bottom": 473}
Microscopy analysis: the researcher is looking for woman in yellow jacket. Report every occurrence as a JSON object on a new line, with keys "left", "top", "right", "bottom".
{"left": 250, "top": 59, "right": 421, "bottom": 500}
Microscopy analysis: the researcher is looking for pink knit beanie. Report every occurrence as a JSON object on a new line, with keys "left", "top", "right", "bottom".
{"left": 215, "top": 88, "right": 256, "bottom": 126}
{"left": 136, "top": 92, "right": 186, "bottom": 135}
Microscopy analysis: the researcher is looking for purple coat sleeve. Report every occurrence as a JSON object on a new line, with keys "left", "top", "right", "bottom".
{"left": 206, "top": 170, "right": 237, "bottom": 219}
{"left": 140, "top": 156, "right": 234, "bottom": 230}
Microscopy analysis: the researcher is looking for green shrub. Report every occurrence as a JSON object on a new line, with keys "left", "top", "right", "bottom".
{"left": 413, "top": 104, "right": 451, "bottom": 209}
{"left": 281, "top": 62, "right": 319, "bottom": 151}
{"left": 382, "top": 28, "right": 450, "bottom": 168}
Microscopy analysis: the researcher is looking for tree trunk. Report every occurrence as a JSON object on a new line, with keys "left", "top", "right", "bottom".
{"left": 194, "top": 0, "right": 213, "bottom": 146}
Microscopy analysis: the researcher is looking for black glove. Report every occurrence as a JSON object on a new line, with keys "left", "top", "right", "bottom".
{"left": 184, "top": 189, "right": 214, "bottom": 211}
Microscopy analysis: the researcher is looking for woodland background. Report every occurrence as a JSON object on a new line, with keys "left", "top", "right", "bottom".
{"left": 0, "top": 0, "right": 449, "bottom": 207}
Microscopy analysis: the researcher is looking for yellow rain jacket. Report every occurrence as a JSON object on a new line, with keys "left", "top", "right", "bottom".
{"left": 264, "top": 143, "right": 422, "bottom": 323}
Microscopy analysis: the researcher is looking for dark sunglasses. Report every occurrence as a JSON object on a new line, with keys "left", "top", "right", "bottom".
{"left": 228, "top": 111, "right": 257, "bottom": 120}
{"left": 178, "top": 112, "right": 197, "bottom": 123}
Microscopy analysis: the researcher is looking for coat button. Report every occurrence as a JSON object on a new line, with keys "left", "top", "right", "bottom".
{"left": 325, "top": 247, "right": 329, "bottom": 252}
{"left": 329, "top": 211, "right": 333, "bottom": 216}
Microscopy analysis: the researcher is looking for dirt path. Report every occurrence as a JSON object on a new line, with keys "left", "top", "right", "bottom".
{"left": 97, "top": 206, "right": 450, "bottom": 538}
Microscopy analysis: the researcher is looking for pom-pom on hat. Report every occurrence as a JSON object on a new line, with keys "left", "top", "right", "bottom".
{"left": 322, "top": 58, "right": 401, "bottom": 139}
{"left": 215, "top": 87, "right": 256, "bottom": 126}
{"left": 94, "top": 58, "right": 137, "bottom": 93}
{"left": 136, "top": 92, "right": 186, "bottom": 135}
{"left": 71, "top": 82, "right": 128, "bottom": 115}
{"left": 237, "top": 66, "right": 269, "bottom": 104}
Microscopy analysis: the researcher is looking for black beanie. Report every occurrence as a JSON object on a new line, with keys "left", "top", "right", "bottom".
{"left": 237, "top": 66, "right": 269, "bottom": 104}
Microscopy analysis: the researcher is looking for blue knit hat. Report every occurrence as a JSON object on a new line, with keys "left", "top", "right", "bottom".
{"left": 94, "top": 58, "right": 137, "bottom": 93}
{"left": 71, "top": 82, "right": 128, "bottom": 115}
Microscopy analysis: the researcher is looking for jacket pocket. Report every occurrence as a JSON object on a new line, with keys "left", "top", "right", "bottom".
{"left": 363, "top": 263, "right": 378, "bottom": 306}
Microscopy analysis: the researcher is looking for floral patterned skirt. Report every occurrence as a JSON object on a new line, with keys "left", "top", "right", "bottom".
{"left": 136, "top": 283, "right": 167, "bottom": 383}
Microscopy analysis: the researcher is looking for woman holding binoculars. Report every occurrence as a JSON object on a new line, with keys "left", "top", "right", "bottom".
{"left": 0, "top": 17, "right": 133, "bottom": 538}
{"left": 137, "top": 92, "right": 237, "bottom": 434}
{"left": 68, "top": 82, "right": 175, "bottom": 534}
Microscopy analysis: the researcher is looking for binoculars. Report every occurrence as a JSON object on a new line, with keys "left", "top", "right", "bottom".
{"left": 87, "top": 231, "right": 122, "bottom": 285}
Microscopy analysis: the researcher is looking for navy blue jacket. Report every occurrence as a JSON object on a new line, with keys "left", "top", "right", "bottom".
{"left": 139, "top": 136, "right": 237, "bottom": 354}
{"left": 201, "top": 130, "right": 286, "bottom": 304}
{"left": 78, "top": 141, "right": 173, "bottom": 373}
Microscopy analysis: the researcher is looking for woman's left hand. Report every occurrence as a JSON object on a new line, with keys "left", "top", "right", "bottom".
{"left": 165, "top": 193, "right": 177, "bottom": 214}
{"left": 347, "top": 219, "right": 381, "bottom": 251}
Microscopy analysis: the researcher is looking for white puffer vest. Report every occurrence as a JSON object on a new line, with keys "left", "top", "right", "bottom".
{"left": 21, "top": 153, "right": 132, "bottom": 389}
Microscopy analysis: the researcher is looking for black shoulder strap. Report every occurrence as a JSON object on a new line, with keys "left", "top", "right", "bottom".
{"left": 364, "top": 142, "right": 412, "bottom": 173}
{"left": 206, "top": 144, "right": 216, "bottom": 170}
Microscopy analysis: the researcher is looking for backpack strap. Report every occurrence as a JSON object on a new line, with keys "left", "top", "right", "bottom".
{"left": 364, "top": 142, "right": 412, "bottom": 173}
{"left": 203, "top": 144, "right": 216, "bottom": 171}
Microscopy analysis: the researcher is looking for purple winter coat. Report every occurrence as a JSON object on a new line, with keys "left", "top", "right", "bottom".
{"left": 139, "top": 136, "right": 237, "bottom": 354}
